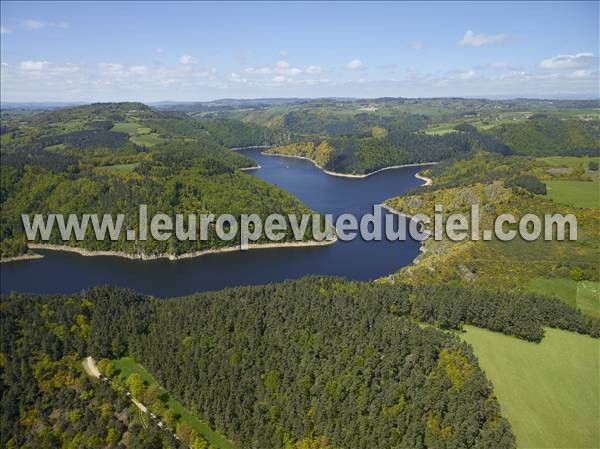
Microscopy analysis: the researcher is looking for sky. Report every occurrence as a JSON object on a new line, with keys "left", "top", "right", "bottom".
{"left": 0, "top": 1, "right": 598, "bottom": 102}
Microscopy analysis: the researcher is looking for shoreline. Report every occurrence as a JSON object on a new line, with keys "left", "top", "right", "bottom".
{"left": 239, "top": 164, "right": 262, "bottom": 171}
{"left": 0, "top": 252, "right": 45, "bottom": 264}
{"left": 379, "top": 203, "right": 431, "bottom": 257}
{"left": 5, "top": 236, "right": 338, "bottom": 263}
{"left": 414, "top": 172, "right": 433, "bottom": 186}
{"left": 262, "top": 151, "right": 439, "bottom": 179}
{"left": 379, "top": 167, "right": 435, "bottom": 259}
{"left": 230, "top": 145, "right": 274, "bottom": 151}
{"left": 2, "top": 148, "right": 433, "bottom": 265}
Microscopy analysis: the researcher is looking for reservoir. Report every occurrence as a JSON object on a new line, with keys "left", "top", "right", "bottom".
{"left": 1, "top": 149, "right": 423, "bottom": 297}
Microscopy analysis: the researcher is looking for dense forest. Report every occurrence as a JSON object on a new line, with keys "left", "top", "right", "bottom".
{"left": 0, "top": 290, "right": 183, "bottom": 449}
{"left": 486, "top": 117, "right": 599, "bottom": 156}
{"left": 265, "top": 116, "right": 598, "bottom": 175}
{"left": 204, "top": 98, "right": 598, "bottom": 174}
{"left": 4, "top": 277, "right": 598, "bottom": 448}
{"left": 265, "top": 126, "right": 510, "bottom": 174}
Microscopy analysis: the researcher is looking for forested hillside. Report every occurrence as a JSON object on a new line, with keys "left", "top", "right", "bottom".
{"left": 3, "top": 278, "right": 599, "bottom": 448}
{"left": 250, "top": 101, "right": 598, "bottom": 175}
{"left": 384, "top": 152, "right": 600, "bottom": 317}
{"left": 0, "top": 291, "right": 182, "bottom": 449}
{"left": 3, "top": 102, "right": 598, "bottom": 256}
{"left": 264, "top": 128, "right": 499, "bottom": 175}
{"left": 0, "top": 103, "right": 316, "bottom": 258}
{"left": 486, "top": 117, "right": 599, "bottom": 156}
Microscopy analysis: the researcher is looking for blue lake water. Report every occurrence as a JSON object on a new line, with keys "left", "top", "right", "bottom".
{"left": 1, "top": 149, "right": 423, "bottom": 297}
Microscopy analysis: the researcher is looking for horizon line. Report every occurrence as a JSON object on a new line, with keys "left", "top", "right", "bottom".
{"left": 2, "top": 95, "right": 599, "bottom": 106}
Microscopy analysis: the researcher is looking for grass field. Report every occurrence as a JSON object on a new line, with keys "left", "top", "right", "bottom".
{"left": 526, "top": 277, "right": 600, "bottom": 317}
{"left": 110, "top": 122, "right": 163, "bottom": 147}
{"left": 111, "top": 122, "right": 141, "bottom": 134}
{"left": 136, "top": 126, "right": 152, "bottom": 135}
{"left": 96, "top": 162, "right": 140, "bottom": 172}
{"left": 545, "top": 180, "right": 599, "bottom": 208}
{"left": 130, "top": 133, "right": 164, "bottom": 147}
{"left": 44, "top": 143, "right": 67, "bottom": 152}
{"left": 112, "top": 357, "right": 234, "bottom": 449}
{"left": 539, "top": 156, "right": 600, "bottom": 182}
{"left": 461, "top": 326, "right": 599, "bottom": 449}
{"left": 421, "top": 123, "right": 459, "bottom": 135}
{"left": 539, "top": 156, "right": 600, "bottom": 169}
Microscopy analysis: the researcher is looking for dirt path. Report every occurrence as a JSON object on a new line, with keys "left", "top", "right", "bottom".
{"left": 83, "top": 357, "right": 148, "bottom": 415}
{"left": 82, "top": 356, "right": 101, "bottom": 378}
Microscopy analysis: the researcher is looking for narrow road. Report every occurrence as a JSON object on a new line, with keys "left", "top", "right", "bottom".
{"left": 82, "top": 356, "right": 101, "bottom": 378}
{"left": 83, "top": 357, "right": 148, "bottom": 415}
{"left": 82, "top": 357, "right": 170, "bottom": 436}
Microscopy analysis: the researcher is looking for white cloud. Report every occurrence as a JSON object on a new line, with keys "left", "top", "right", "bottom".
{"left": 244, "top": 66, "right": 272, "bottom": 75}
{"left": 410, "top": 42, "right": 425, "bottom": 50}
{"left": 22, "top": 19, "right": 68, "bottom": 30}
{"left": 458, "top": 69, "right": 477, "bottom": 80}
{"left": 346, "top": 59, "right": 363, "bottom": 70}
{"left": 244, "top": 61, "right": 320, "bottom": 79}
{"left": 228, "top": 72, "right": 249, "bottom": 84}
{"left": 459, "top": 30, "right": 508, "bottom": 47}
{"left": 4, "top": 53, "right": 597, "bottom": 102}
{"left": 99, "top": 63, "right": 125, "bottom": 74}
{"left": 278, "top": 50, "right": 288, "bottom": 57}
{"left": 0, "top": 26, "right": 10, "bottom": 35}
{"left": 20, "top": 60, "right": 50, "bottom": 71}
{"left": 15, "top": 60, "right": 79, "bottom": 82}
{"left": 286, "top": 67, "right": 302, "bottom": 76}
{"left": 274, "top": 61, "right": 302, "bottom": 76}
{"left": 539, "top": 52, "right": 596, "bottom": 69}
{"left": 488, "top": 61, "right": 511, "bottom": 70}
{"left": 23, "top": 19, "right": 44, "bottom": 29}
{"left": 129, "top": 65, "right": 148, "bottom": 75}
{"left": 571, "top": 69, "right": 593, "bottom": 79}
{"left": 179, "top": 54, "right": 199, "bottom": 65}
{"left": 154, "top": 48, "right": 164, "bottom": 54}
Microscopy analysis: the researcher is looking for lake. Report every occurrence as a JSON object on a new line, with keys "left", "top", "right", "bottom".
{"left": 1, "top": 149, "right": 423, "bottom": 297}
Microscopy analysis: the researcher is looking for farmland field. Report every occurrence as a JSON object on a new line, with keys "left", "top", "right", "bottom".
{"left": 95, "top": 162, "right": 140, "bottom": 173}
{"left": 526, "top": 277, "right": 600, "bottom": 317}
{"left": 130, "top": 132, "right": 164, "bottom": 147}
{"left": 111, "top": 121, "right": 142, "bottom": 134}
{"left": 461, "top": 326, "right": 600, "bottom": 449}
{"left": 545, "top": 180, "right": 599, "bottom": 208}
{"left": 539, "top": 156, "right": 600, "bottom": 182}
{"left": 539, "top": 155, "right": 600, "bottom": 170}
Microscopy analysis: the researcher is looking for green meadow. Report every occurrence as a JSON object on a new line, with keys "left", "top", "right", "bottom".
{"left": 136, "top": 126, "right": 152, "bottom": 135}
{"left": 44, "top": 143, "right": 67, "bottom": 152}
{"left": 421, "top": 123, "right": 459, "bottom": 135}
{"left": 461, "top": 326, "right": 599, "bottom": 449}
{"left": 111, "top": 121, "right": 142, "bottom": 134}
{"left": 96, "top": 162, "right": 140, "bottom": 173}
{"left": 526, "top": 277, "right": 600, "bottom": 317}
{"left": 540, "top": 155, "right": 600, "bottom": 175}
{"left": 112, "top": 357, "right": 234, "bottom": 449}
{"left": 545, "top": 180, "right": 599, "bottom": 208}
{"left": 110, "top": 122, "right": 164, "bottom": 147}
{"left": 130, "top": 132, "right": 164, "bottom": 147}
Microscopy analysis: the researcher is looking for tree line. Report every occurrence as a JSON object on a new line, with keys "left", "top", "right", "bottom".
{"left": 4, "top": 276, "right": 598, "bottom": 448}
